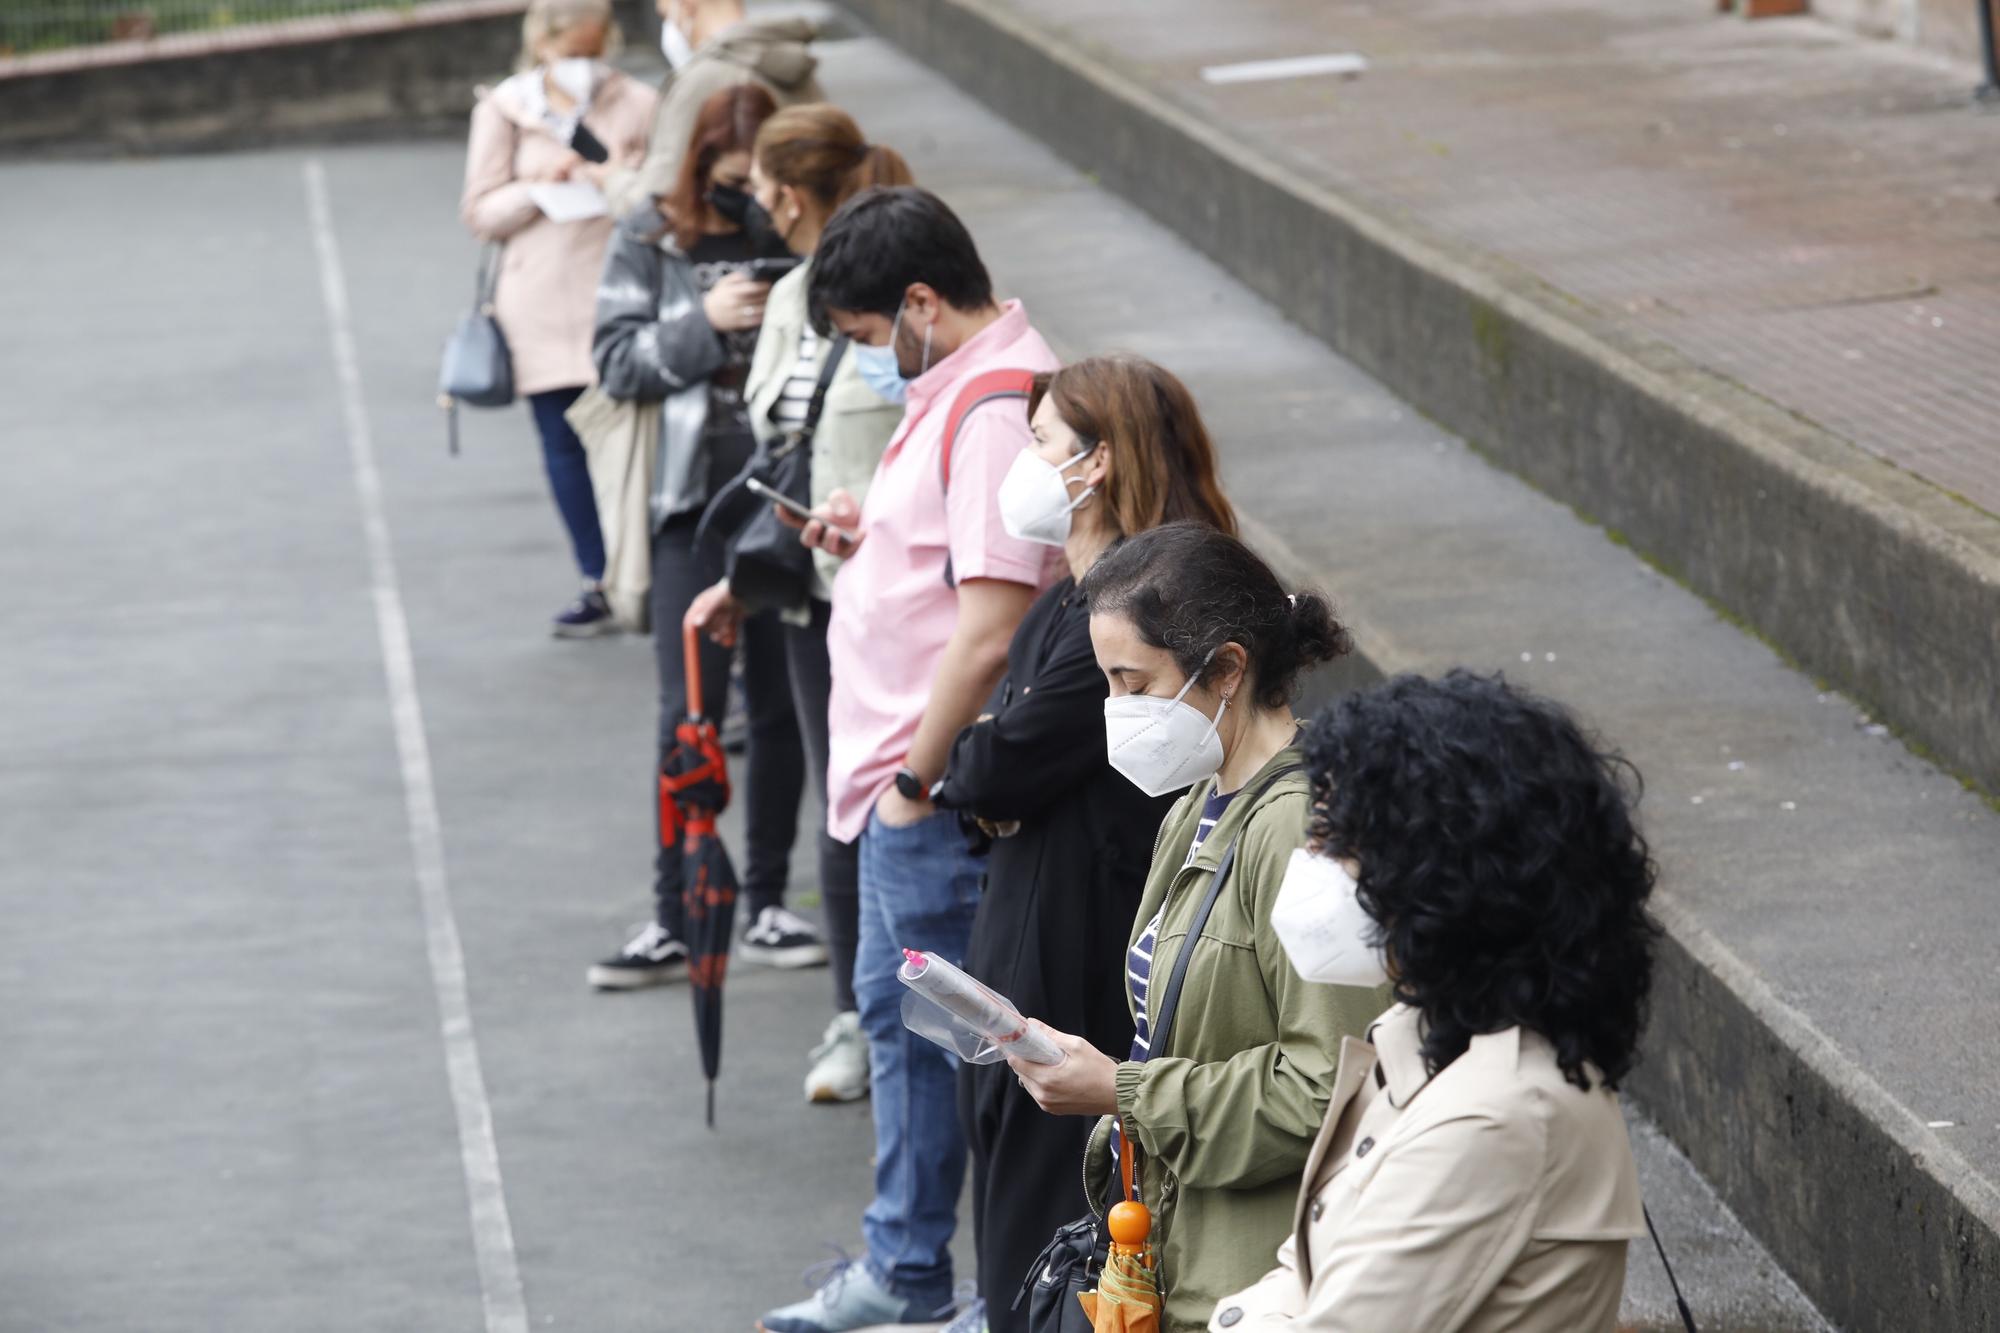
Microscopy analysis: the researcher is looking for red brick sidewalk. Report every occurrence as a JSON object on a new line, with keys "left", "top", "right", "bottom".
{"left": 1019, "top": 0, "right": 2000, "bottom": 515}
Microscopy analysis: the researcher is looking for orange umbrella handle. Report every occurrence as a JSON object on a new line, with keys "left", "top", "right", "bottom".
{"left": 683, "top": 619, "right": 705, "bottom": 720}
{"left": 1120, "top": 1131, "right": 1138, "bottom": 1203}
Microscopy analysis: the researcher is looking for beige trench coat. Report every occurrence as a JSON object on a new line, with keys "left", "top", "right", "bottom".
{"left": 459, "top": 65, "right": 657, "bottom": 396}
{"left": 1210, "top": 1005, "right": 1644, "bottom": 1333}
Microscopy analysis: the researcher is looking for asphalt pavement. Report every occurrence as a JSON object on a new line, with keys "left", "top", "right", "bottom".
{"left": 0, "top": 18, "right": 1832, "bottom": 1333}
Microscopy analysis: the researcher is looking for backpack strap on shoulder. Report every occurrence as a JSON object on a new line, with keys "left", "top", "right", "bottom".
{"left": 939, "top": 368, "right": 1038, "bottom": 494}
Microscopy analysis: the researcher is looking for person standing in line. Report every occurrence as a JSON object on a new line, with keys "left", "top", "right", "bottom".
{"left": 460, "top": 0, "right": 657, "bottom": 637}
{"left": 585, "top": 85, "right": 817, "bottom": 987}
{"left": 602, "top": 0, "right": 826, "bottom": 217}
{"left": 755, "top": 187, "right": 1060, "bottom": 1333}
{"left": 935, "top": 357, "right": 1240, "bottom": 1333}
{"left": 684, "top": 105, "right": 914, "bottom": 1103}
{"left": 1006, "top": 523, "right": 1388, "bottom": 1333}
{"left": 1209, "top": 671, "right": 1655, "bottom": 1333}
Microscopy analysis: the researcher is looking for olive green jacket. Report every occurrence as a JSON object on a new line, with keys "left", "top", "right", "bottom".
{"left": 1083, "top": 746, "right": 1389, "bottom": 1332}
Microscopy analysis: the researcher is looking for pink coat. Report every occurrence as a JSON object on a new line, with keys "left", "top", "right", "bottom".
{"left": 459, "top": 66, "right": 657, "bottom": 396}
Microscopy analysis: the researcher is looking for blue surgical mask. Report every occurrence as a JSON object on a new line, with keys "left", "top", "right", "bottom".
{"left": 852, "top": 303, "right": 911, "bottom": 405}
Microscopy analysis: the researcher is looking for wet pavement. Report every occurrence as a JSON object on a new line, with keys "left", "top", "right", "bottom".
{"left": 0, "top": 17, "right": 1832, "bottom": 1333}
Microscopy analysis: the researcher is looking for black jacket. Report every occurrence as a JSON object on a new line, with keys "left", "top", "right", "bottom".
{"left": 938, "top": 576, "right": 1175, "bottom": 1056}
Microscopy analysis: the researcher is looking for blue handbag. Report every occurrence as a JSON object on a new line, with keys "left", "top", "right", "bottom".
{"left": 437, "top": 244, "right": 514, "bottom": 454}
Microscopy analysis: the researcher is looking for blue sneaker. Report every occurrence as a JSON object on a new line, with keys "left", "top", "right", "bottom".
{"left": 551, "top": 587, "right": 616, "bottom": 639}
{"left": 758, "top": 1259, "right": 948, "bottom": 1333}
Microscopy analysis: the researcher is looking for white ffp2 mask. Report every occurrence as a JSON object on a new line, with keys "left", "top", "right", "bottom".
{"left": 549, "top": 56, "right": 595, "bottom": 105}
{"left": 659, "top": 15, "right": 695, "bottom": 66}
{"left": 1103, "top": 665, "right": 1227, "bottom": 798}
{"left": 1270, "top": 848, "right": 1389, "bottom": 987}
{"left": 998, "top": 446, "right": 1094, "bottom": 546}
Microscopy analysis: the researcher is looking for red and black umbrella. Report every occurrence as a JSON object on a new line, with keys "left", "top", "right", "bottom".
{"left": 660, "top": 621, "right": 737, "bottom": 1127}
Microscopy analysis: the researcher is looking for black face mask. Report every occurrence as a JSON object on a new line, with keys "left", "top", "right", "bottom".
{"left": 707, "top": 183, "right": 790, "bottom": 255}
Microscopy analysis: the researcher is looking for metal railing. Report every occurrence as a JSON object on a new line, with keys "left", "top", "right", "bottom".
{"left": 0, "top": 0, "right": 427, "bottom": 55}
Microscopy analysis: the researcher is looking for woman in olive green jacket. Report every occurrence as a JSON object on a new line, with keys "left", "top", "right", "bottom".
{"left": 1009, "top": 524, "right": 1390, "bottom": 1332}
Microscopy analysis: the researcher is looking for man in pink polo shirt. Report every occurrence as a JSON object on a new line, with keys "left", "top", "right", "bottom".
{"left": 758, "top": 188, "right": 1058, "bottom": 1333}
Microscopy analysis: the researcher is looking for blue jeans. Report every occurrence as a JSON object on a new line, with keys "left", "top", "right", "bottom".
{"left": 526, "top": 387, "right": 606, "bottom": 583}
{"left": 854, "top": 804, "right": 983, "bottom": 1304}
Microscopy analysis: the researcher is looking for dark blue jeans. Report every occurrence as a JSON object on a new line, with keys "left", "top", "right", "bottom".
{"left": 854, "top": 805, "right": 983, "bottom": 1305}
{"left": 526, "top": 387, "right": 606, "bottom": 583}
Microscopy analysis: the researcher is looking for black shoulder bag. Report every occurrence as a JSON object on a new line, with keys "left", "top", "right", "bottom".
{"left": 1016, "top": 765, "right": 1303, "bottom": 1333}
{"left": 695, "top": 334, "right": 849, "bottom": 615}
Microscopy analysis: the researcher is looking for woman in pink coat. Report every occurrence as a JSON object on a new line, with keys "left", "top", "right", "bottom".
{"left": 460, "top": 0, "right": 656, "bottom": 637}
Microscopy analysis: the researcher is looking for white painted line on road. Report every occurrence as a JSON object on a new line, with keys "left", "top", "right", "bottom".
{"left": 303, "top": 159, "right": 531, "bottom": 1333}
{"left": 1200, "top": 52, "right": 1369, "bottom": 84}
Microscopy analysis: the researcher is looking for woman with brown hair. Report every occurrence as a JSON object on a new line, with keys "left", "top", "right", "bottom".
{"left": 586, "top": 83, "right": 818, "bottom": 989}
{"left": 685, "top": 104, "right": 913, "bottom": 1102}
{"left": 925, "top": 355, "right": 1237, "bottom": 1333}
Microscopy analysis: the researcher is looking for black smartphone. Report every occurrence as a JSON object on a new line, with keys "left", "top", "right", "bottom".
{"left": 746, "top": 477, "right": 858, "bottom": 543}
{"left": 568, "top": 122, "right": 610, "bottom": 164}
{"left": 745, "top": 256, "right": 802, "bottom": 284}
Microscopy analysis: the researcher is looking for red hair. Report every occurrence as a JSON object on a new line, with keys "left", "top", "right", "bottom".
{"left": 665, "top": 83, "right": 778, "bottom": 249}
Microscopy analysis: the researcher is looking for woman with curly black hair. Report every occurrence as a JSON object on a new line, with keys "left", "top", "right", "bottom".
{"left": 1210, "top": 670, "right": 1659, "bottom": 1333}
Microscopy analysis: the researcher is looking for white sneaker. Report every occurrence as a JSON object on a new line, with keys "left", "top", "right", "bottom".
{"left": 742, "top": 905, "right": 830, "bottom": 970}
{"left": 804, "top": 1010, "right": 870, "bottom": 1104}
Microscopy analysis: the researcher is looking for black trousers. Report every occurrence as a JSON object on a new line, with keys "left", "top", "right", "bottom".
{"left": 782, "top": 595, "right": 861, "bottom": 1014}
{"left": 959, "top": 1054, "right": 1096, "bottom": 1332}
{"left": 958, "top": 842, "right": 1136, "bottom": 1331}
{"left": 649, "top": 514, "right": 804, "bottom": 932}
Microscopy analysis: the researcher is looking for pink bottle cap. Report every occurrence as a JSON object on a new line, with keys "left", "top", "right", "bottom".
{"left": 902, "top": 948, "right": 928, "bottom": 969}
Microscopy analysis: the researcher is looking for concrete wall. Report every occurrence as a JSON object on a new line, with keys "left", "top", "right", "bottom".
{"left": 1792, "top": 0, "right": 1991, "bottom": 66}
{"left": 828, "top": 2, "right": 2000, "bottom": 1330}
{"left": 0, "top": 0, "right": 528, "bottom": 156}
{"left": 1912, "top": 0, "right": 1992, "bottom": 64}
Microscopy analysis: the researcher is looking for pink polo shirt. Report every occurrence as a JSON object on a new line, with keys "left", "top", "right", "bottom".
{"left": 825, "top": 300, "right": 1061, "bottom": 843}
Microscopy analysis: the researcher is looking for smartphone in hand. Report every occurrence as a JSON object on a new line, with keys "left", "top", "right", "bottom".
{"left": 747, "top": 477, "right": 858, "bottom": 544}
{"left": 745, "top": 256, "right": 803, "bottom": 284}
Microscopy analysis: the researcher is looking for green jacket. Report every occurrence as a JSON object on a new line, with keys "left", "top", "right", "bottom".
{"left": 1083, "top": 746, "right": 1389, "bottom": 1332}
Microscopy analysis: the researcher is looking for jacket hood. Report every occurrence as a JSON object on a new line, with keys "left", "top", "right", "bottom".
{"left": 707, "top": 17, "right": 821, "bottom": 90}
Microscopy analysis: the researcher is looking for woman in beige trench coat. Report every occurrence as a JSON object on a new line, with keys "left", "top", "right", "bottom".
{"left": 1212, "top": 670, "right": 1661, "bottom": 1333}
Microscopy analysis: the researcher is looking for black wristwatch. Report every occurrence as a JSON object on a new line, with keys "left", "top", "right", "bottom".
{"left": 894, "top": 765, "right": 928, "bottom": 802}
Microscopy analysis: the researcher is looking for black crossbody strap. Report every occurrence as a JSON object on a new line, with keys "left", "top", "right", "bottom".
{"left": 1146, "top": 763, "right": 1304, "bottom": 1058}
{"left": 770, "top": 334, "right": 849, "bottom": 447}
{"left": 1645, "top": 1205, "right": 1699, "bottom": 1333}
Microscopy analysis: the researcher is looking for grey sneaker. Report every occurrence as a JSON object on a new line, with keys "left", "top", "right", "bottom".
{"left": 804, "top": 1011, "right": 869, "bottom": 1105}
{"left": 757, "top": 1259, "right": 946, "bottom": 1333}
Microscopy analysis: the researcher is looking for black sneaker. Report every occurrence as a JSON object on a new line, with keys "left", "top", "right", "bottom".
{"left": 587, "top": 922, "right": 688, "bottom": 990}
{"left": 552, "top": 588, "right": 617, "bottom": 639}
{"left": 740, "top": 906, "right": 830, "bottom": 970}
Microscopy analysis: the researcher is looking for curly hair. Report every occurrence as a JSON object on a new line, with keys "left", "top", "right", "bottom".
{"left": 1302, "top": 670, "right": 1660, "bottom": 1090}
{"left": 1080, "top": 522, "right": 1351, "bottom": 711}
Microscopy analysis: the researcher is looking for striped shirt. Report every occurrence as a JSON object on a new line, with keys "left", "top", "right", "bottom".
{"left": 768, "top": 325, "right": 821, "bottom": 437}
{"left": 1127, "top": 788, "right": 1235, "bottom": 1058}
{"left": 1115, "top": 787, "right": 1234, "bottom": 1174}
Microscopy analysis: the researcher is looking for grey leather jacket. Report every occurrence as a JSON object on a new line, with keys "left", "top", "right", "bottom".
{"left": 591, "top": 205, "right": 724, "bottom": 530}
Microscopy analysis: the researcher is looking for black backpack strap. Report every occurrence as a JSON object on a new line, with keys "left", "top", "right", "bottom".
{"left": 768, "top": 334, "right": 849, "bottom": 447}
{"left": 1146, "top": 763, "right": 1304, "bottom": 1057}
